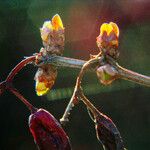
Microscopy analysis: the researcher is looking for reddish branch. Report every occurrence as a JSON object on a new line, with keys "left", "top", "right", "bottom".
{"left": 9, "top": 87, "right": 36, "bottom": 112}
{"left": 0, "top": 56, "right": 35, "bottom": 95}
{"left": 6, "top": 56, "right": 36, "bottom": 82}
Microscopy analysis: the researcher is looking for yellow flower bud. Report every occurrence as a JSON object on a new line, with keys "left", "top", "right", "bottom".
{"left": 40, "top": 21, "right": 53, "bottom": 42}
{"left": 52, "top": 14, "right": 64, "bottom": 30}
{"left": 100, "top": 22, "right": 119, "bottom": 37}
{"left": 35, "top": 65, "right": 57, "bottom": 96}
{"left": 36, "top": 81, "right": 50, "bottom": 96}
{"left": 97, "top": 22, "right": 120, "bottom": 59}
{"left": 40, "top": 14, "right": 64, "bottom": 43}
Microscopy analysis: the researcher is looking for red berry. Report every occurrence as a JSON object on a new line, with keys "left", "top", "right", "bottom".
{"left": 29, "top": 108, "right": 71, "bottom": 150}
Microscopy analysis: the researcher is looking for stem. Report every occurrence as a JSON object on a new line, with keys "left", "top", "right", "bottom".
{"left": 4, "top": 54, "right": 149, "bottom": 87}
{"left": 107, "top": 56, "right": 150, "bottom": 87}
{"left": 116, "top": 64, "right": 150, "bottom": 87}
{"left": 9, "top": 87, "right": 37, "bottom": 112}
{"left": 39, "top": 55, "right": 86, "bottom": 69}
{"left": 79, "top": 89, "right": 100, "bottom": 118}
{"left": 60, "top": 49, "right": 150, "bottom": 124}
{"left": 60, "top": 56, "right": 103, "bottom": 124}
{"left": 39, "top": 55, "right": 150, "bottom": 87}
{"left": 6, "top": 56, "right": 36, "bottom": 82}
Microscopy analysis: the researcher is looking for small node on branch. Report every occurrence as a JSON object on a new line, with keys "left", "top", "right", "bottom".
{"left": 96, "top": 64, "right": 118, "bottom": 85}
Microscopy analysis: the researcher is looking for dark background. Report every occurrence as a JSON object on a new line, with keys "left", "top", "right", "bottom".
{"left": 0, "top": 0, "right": 150, "bottom": 150}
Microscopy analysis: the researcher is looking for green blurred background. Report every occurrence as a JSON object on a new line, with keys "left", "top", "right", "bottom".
{"left": 0, "top": 0, "right": 150, "bottom": 150}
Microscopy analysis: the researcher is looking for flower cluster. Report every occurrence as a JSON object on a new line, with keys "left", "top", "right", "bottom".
{"left": 40, "top": 14, "right": 65, "bottom": 55}
{"left": 35, "top": 14, "right": 65, "bottom": 96}
{"left": 35, "top": 64, "right": 57, "bottom": 96}
{"left": 96, "top": 22, "right": 119, "bottom": 85}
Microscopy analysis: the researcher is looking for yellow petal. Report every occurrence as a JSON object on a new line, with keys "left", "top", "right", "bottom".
{"left": 36, "top": 81, "right": 49, "bottom": 96}
{"left": 40, "top": 30, "right": 48, "bottom": 42}
{"left": 40, "top": 21, "right": 53, "bottom": 42}
{"left": 110, "top": 22, "right": 119, "bottom": 37}
{"left": 100, "top": 23, "right": 113, "bottom": 36}
{"left": 52, "top": 14, "right": 64, "bottom": 30}
{"left": 43, "top": 21, "right": 53, "bottom": 30}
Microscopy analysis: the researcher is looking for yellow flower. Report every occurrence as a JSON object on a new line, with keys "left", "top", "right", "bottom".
{"left": 97, "top": 22, "right": 120, "bottom": 59}
{"left": 36, "top": 80, "right": 50, "bottom": 96}
{"left": 100, "top": 22, "right": 119, "bottom": 37}
{"left": 40, "top": 21, "right": 53, "bottom": 42}
{"left": 40, "top": 14, "right": 64, "bottom": 42}
{"left": 51, "top": 14, "right": 64, "bottom": 30}
{"left": 35, "top": 65, "right": 57, "bottom": 96}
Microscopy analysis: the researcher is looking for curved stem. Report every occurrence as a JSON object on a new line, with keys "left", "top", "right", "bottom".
{"left": 0, "top": 56, "right": 36, "bottom": 96}
{"left": 6, "top": 56, "right": 36, "bottom": 82}
{"left": 9, "top": 87, "right": 37, "bottom": 113}
{"left": 79, "top": 89, "right": 100, "bottom": 118}
{"left": 60, "top": 55, "right": 103, "bottom": 124}
{"left": 0, "top": 55, "right": 37, "bottom": 112}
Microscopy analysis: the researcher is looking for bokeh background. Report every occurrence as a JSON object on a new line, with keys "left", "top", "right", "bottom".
{"left": 0, "top": 0, "right": 150, "bottom": 150}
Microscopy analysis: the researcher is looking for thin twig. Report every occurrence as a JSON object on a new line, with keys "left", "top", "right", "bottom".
{"left": 60, "top": 55, "right": 103, "bottom": 124}
{"left": 60, "top": 53, "right": 126, "bottom": 149}
{"left": 1, "top": 54, "right": 149, "bottom": 87}
{"left": 9, "top": 87, "right": 37, "bottom": 112}
{"left": 6, "top": 56, "right": 36, "bottom": 82}
{"left": 79, "top": 89, "right": 100, "bottom": 118}
{"left": 0, "top": 56, "right": 36, "bottom": 96}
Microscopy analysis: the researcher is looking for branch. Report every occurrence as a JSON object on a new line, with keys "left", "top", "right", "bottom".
{"left": 9, "top": 87, "right": 36, "bottom": 112}
{"left": 0, "top": 56, "right": 36, "bottom": 95}
{"left": 1, "top": 54, "right": 149, "bottom": 96}
{"left": 38, "top": 55, "right": 150, "bottom": 87}
{"left": 39, "top": 55, "right": 86, "bottom": 69}
{"left": 59, "top": 54, "right": 126, "bottom": 149}
{"left": 6, "top": 56, "right": 36, "bottom": 82}
{"left": 60, "top": 56, "right": 102, "bottom": 123}
{"left": 116, "top": 64, "right": 150, "bottom": 87}
{"left": 106, "top": 56, "right": 150, "bottom": 87}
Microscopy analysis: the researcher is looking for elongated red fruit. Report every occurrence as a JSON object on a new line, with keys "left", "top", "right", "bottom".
{"left": 29, "top": 108, "right": 71, "bottom": 150}
{"left": 95, "top": 114, "right": 126, "bottom": 150}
